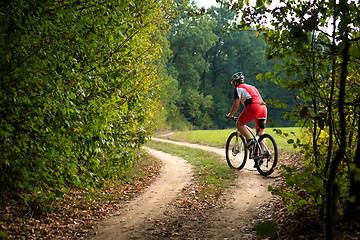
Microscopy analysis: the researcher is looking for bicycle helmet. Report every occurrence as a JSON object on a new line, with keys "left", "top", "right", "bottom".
{"left": 230, "top": 72, "right": 245, "bottom": 85}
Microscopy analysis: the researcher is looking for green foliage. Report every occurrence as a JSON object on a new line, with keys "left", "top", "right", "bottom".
{"left": 0, "top": 0, "right": 170, "bottom": 205}
{"left": 229, "top": 0, "right": 360, "bottom": 227}
{"left": 158, "top": 2, "right": 296, "bottom": 130}
{"left": 178, "top": 89, "right": 213, "bottom": 129}
{"left": 254, "top": 220, "right": 279, "bottom": 238}
{"left": 165, "top": 1, "right": 218, "bottom": 129}
{"left": 269, "top": 165, "right": 323, "bottom": 215}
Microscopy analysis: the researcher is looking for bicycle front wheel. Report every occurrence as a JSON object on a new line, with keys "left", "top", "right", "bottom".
{"left": 225, "top": 132, "right": 247, "bottom": 170}
{"left": 254, "top": 134, "right": 278, "bottom": 176}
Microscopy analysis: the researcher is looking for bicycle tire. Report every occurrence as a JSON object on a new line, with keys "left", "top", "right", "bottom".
{"left": 225, "top": 132, "right": 247, "bottom": 170}
{"left": 254, "top": 133, "right": 278, "bottom": 176}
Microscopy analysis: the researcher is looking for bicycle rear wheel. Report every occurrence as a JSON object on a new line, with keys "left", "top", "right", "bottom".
{"left": 225, "top": 132, "right": 247, "bottom": 170}
{"left": 254, "top": 133, "right": 278, "bottom": 176}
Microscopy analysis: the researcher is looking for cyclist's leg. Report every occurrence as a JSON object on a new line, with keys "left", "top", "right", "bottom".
{"left": 255, "top": 104, "right": 267, "bottom": 136}
{"left": 238, "top": 104, "right": 256, "bottom": 140}
{"left": 236, "top": 120, "right": 251, "bottom": 140}
{"left": 256, "top": 105, "right": 267, "bottom": 149}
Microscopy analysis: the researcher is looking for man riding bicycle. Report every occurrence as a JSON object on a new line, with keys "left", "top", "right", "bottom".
{"left": 226, "top": 72, "right": 267, "bottom": 147}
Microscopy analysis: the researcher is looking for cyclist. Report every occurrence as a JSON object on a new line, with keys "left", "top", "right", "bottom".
{"left": 226, "top": 72, "right": 267, "bottom": 147}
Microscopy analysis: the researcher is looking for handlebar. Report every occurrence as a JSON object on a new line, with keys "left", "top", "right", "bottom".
{"left": 226, "top": 115, "right": 238, "bottom": 121}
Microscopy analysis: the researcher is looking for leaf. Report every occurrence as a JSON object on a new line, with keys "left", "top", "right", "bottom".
{"left": 303, "top": 14, "right": 318, "bottom": 31}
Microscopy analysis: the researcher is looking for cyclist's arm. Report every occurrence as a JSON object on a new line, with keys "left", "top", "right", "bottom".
{"left": 228, "top": 98, "right": 241, "bottom": 118}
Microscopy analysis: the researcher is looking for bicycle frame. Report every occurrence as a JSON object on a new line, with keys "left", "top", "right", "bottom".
{"left": 243, "top": 125, "right": 257, "bottom": 140}
{"left": 229, "top": 115, "right": 270, "bottom": 155}
{"left": 238, "top": 125, "right": 271, "bottom": 157}
{"left": 231, "top": 116, "right": 259, "bottom": 139}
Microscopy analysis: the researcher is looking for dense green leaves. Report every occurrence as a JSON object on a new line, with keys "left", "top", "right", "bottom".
{"left": 0, "top": 0, "right": 170, "bottom": 204}
{"left": 227, "top": 0, "right": 360, "bottom": 237}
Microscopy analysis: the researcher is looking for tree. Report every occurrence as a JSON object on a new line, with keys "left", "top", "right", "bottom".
{"left": 225, "top": 0, "right": 360, "bottom": 238}
{"left": 165, "top": 0, "right": 218, "bottom": 129}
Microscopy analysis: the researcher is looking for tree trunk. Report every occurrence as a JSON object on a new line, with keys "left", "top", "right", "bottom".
{"left": 322, "top": 1, "right": 338, "bottom": 221}
{"left": 211, "top": 40, "right": 221, "bottom": 87}
{"left": 326, "top": 4, "right": 349, "bottom": 236}
{"left": 344, "top": 111, "right": 360, "bottom": 220}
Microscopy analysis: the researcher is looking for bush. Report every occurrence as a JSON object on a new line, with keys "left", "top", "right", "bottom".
{"left": 0, "top": 0, "right": 169, "bottom": 205}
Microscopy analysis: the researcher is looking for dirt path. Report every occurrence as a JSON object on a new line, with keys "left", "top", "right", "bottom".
{"left": 91, "top": 148, "right": 193, "bottom": 240}
{"left": 91, "top": 138, "right": 278, "bottom": 239}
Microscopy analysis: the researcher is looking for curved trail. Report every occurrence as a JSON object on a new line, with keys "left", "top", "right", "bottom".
{"left": 92, "top": 148, "right": 193, "bottom": 240}
{"left": 151, "top": 138, "right": 277, "bottom": 238}
{"left": 91, "top": 138, "right": 277, "bottom": 239}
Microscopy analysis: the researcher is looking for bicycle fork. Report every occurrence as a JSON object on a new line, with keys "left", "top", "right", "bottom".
{"left": 232, "top": 132, "right": 242, "bottom": 156}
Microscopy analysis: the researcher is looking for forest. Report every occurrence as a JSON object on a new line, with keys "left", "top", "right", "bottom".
{"left": 156, "top": 1, "right": 295, "bottom": 130}
{"left": 0, "top": 0, "right": 359, "bottom": 239}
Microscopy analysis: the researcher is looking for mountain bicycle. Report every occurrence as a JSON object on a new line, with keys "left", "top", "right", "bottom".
{"left": 225, "top": 116, "right": 278, "bottom": 176}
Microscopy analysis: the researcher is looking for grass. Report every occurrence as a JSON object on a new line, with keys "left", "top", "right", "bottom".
{"left": 145, "top": 141, "right": 238, "bottom": 206}
{"left": 155, "top": 127, "right": 302, "bottom": 154}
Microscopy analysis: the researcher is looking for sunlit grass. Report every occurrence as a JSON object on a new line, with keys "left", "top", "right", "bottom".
{"left": 156, "top": 127, "right": 302, "bottom": 154}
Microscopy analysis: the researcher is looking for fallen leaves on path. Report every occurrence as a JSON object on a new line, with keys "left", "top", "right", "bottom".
{"left": 0, "top": 154, "right": 162, "bottom": 239}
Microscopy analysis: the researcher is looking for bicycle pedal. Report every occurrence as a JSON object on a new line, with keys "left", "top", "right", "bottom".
{"left": 246, "top": 139, "right": 255, "bottom": 149}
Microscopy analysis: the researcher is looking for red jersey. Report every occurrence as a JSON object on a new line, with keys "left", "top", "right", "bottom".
{"left": 234, "top": 83, "right": 264, "bottom": 106}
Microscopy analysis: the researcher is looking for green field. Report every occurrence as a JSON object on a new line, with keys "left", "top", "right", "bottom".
{"left": 155, "top": 127, "right": 302, "bottom": 154}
